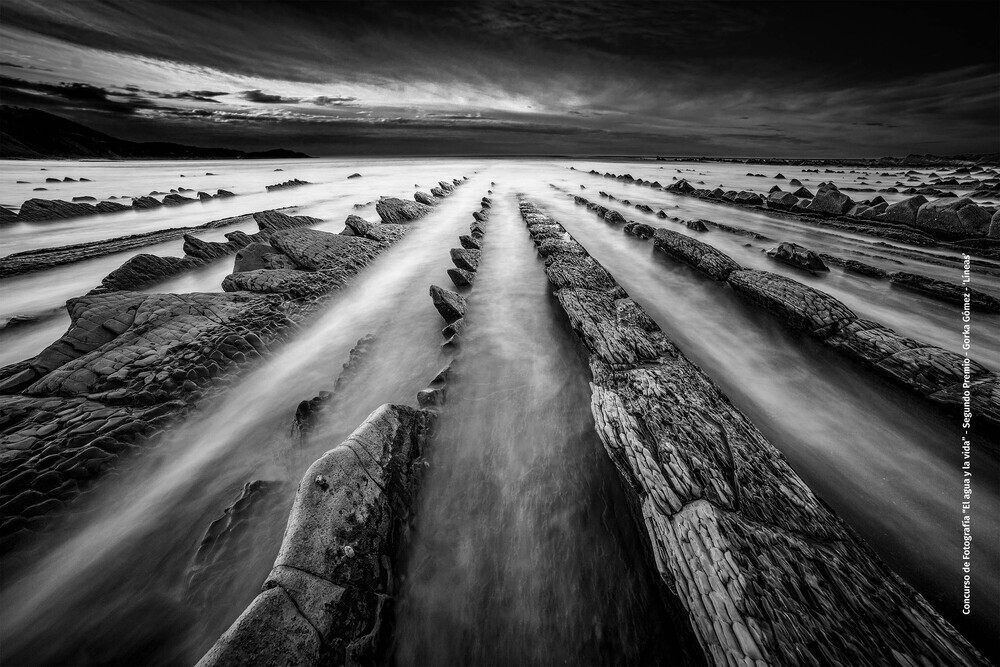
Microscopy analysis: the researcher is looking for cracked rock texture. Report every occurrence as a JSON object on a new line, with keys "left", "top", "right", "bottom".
{"left": 518, "top": 198, "right": 988, "bottom": 667}
{"left": 197, "top": 404, "right": 431, "bottom": 667}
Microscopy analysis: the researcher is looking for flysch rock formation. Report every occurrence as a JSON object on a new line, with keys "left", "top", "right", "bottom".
{"left": 573, "top": 195, "right": 1000, "bottom": 433}
{"left": 517, "top": 198, "right": 989, "bottom": 666}
{"left": 6, "top": 189, "right": 237, "bottom": 224}
{"left": 88, "top": 210, "right": 322, "bottom": 294}
{"left": 587, "top": 169, "right": 999, "bottom": 254}
{"left": 197, "top": 403, "right": 433, "bottom": 667}
{"left": 0, "top": 209, "right": 301, "bottom": 278}
{"left": 0, "top": 178, "right": 465, "bottom": 553}
{"left": 572, "top": 192, "right": 1000, "bottom": 312}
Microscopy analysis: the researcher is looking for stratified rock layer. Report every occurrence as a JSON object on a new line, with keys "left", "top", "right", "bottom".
{"left": 517, "top": 198, "right": 988, "bottom": 666}
{"left": 197, "top": 404, "right": 431, "bottom": 667}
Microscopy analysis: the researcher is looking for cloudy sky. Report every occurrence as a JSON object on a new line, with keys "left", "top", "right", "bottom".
{"left": 1, "top": 0, "right": 997, "bottom": 157}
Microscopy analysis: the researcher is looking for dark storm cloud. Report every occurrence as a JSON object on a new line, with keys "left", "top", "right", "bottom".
{"left": 240, "top": 89, "right": 302, "bottom": 104}
{"left": 0, "top": 75, "right": 157, "bottom": 114}
{"left": 1, "top": 0, "right": 996, "bottom": 155}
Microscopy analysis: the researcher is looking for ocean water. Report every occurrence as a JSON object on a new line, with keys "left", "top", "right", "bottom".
{"left": 1, "top": 157, "right": 997, "bottom": 664}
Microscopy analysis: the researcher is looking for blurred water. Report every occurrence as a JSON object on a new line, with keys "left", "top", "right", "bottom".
{"left": 0, "top": 158, "right": 996, "bottom": 664}
{"left": 393, "top": 191, "right": 683, "bottom": 666}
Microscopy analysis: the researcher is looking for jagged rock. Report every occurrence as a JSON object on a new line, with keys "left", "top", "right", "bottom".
{"left": 683, "top": 219, "right": 709, "bottom": 232}
{"left": 450, "top": 248, "right": 481, "bottom": 272}
{"left": 889, "top": 272, "right": 1000, "bottom": 313}
{"left": 184, "top": 232, "right": 248, "bottom": 261}
{"left": 459, "top": 235, "right": 481, "bottom": 250}
{"left": 442, "top": 318, "right": 464, "bottom": 338}
{"left": 16, "top": 198, "right": 99, "bottom": 222}
{"left": 95, "top": 201, "right": 128, "bottom": 213}
{"left": 447, "top": 268, "right": 474, "bottom": 288}
{"left": 233, "top": 243, "right": 297, "bottom": 273}
{"left": 269, "top": 228, "right": 381, "bottom": 272}
{"left": 196, "top": 404, "right": 430, "bottom": 667}
{"left": 604, "top": 210, "right": 626, "bottom": 225}
{"left": 376, "top": 197, "right": 432, "bottom": 224}
{"left": 913, "top": 197, "right": 991, "bottom": 237}
{"left": 789, "top": 178, "right": 802, "bottom": 187}
{"left": 880, "top": 195, "right": 928, "bottom": 225}
{"left": 623, "top": 222, "right": 654, "bottom": 239}
{"left": 820, "top": 255, "right": 887, "bottom": 278}
{"left": 860, "top": 202, "right": 889, "bottom": 219}
{"left": 728, "top": 270, "right": 855, "bottom": 339}
{"left": 430, "top": 187, "right": 446, "bottom": 198}
{"left": 162, "top": 194, "right": 196, "bottom": 206}
{"left": 198, "top": 191, "right": 212, "bottom": 201}
{"left": 342, "top": 215, "right": 372, "bottom": 237}
{"left": 224, "top": 268, "right": 349, "bottom": 299}
{"left": 991, "top": 210, "right": 1000, "bottom": 238}
{"left": 347, "top": 173, "right": 362, "bottom": 179}
{"left": 414, "top": 191, "right": 436, "bottom": 206}
{"left": 807, "top": 184, "right": 854, "bottom": 215}
{"left": 95, "top": 254, "right": 202, "bottom": 292}
{"left": 472, "top": 210, "right": 487, "bottom": 223}
{"left": 266, "top": 179, "right": 310, "bottom": 192}
{"left": 131, "top": 196, "right": 162, "bottom": 209}
{"left": 652, "top": 228, "right": 743, "bottom": 280}
{"left": 766, "top": 242, "right": 829, "bottom": 273}
{"left": 767, "top": 190, "right": 799, "bottom": 210}
{"left": 253, "top": 209, "right": 321, "bottom": 233}
{"left": 429, "top": 285, "right": 466, "bottom": 322}
{"left": 792, "top": 186, "right": 813, "bottom": 198}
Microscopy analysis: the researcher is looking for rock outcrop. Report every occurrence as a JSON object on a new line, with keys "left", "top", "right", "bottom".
{"left": 652, "top": 228, "right": 743, "bottom": 280}
{"left": 806, "top": 184, "right": 854, "bottom": 215}
{"left": 913, "top": 198, "right": 992, "bottom": 237}
{"left": 766, "top": 242, "right": 829, "bottom": 273}
{"left": 375, "top": 197, "right": 432, "bottom": 224}
{"left": 197, "top": 404, "right": 432, "bottom": 667}
{"left": 517, "top": 198, "right": 990, "bottom": 667}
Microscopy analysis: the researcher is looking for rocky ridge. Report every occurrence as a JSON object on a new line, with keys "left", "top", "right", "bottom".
{"left": 0, "top": 176, "right": 467, "bottom": 553}
{"left": 569, "top": 196, "right": 1000, "bottom": 432}
{"left": 518, "top": 197, "right": 989, "bottom": 666}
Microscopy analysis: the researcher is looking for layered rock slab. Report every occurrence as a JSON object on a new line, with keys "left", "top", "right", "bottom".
{"left": 517, "top": 199, "right": 988, "bottom": 666}
{"left": 197, "top": 403, "right": 431, "bottom": 667}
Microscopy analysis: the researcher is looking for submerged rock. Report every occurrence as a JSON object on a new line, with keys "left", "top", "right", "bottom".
{"left": 652, "top": 228, "right": 743, "bottom": 280}
{"left": 766, "top": 242, "right": 829, "bottom": 273}
{"left": 197, "top": 404, "right": 432, "bottom": 667}
{"left": 889, "top": 272, "right": 1000, "bottom": 313}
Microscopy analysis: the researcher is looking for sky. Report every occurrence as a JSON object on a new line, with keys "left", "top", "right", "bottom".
{"left": 0, "top": 0, "right": 997, "bottom": 157}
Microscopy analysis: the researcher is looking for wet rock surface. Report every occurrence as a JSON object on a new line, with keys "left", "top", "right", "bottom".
{"left": 198, "top": 404, "right": 432, "bottom": 667}
{"left": 517, "top": 198, "right": 990, "bottom": 667}
{"left": 766, "top": 241, "right": 829, "bottom": 273}
{"left": 0, "top": 176, "right": 467, "bottom": 547}
{"left": 651, "top": 228, "right": 743, "bottom": 280}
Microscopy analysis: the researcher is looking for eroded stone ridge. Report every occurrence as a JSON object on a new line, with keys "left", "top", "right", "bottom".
{"left": 517, "top": 198, "right": 989, "bottom": 666}
{"left": 0, "top": 177, "right": 467, "bottom": 546}
{"left": 651, "top": 228, "right": 743, "bottom": 280}
{"left": 197, "top": 403, "right": 432, "bottom": 667}
{"left": 589, "top": 169, "right": 997, "bottom": 251}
